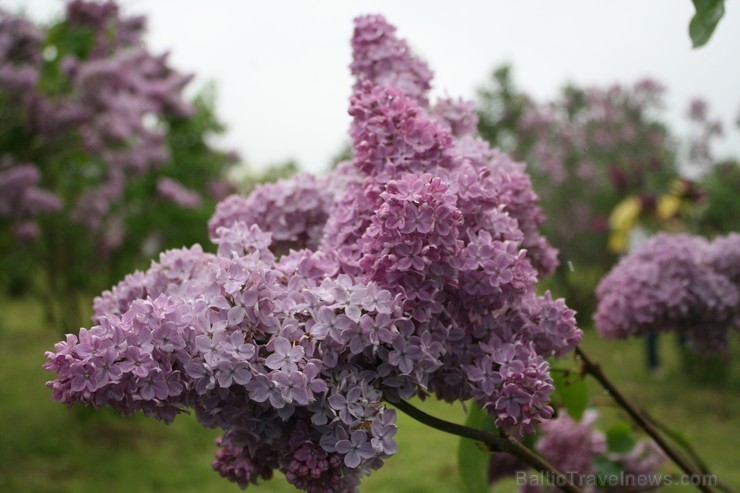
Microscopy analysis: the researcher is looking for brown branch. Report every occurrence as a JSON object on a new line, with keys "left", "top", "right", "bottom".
{"left": 390, "top": 399, "right": 583, "bottom": 493}
{"left": 575, "top": 346, "right": 718, "bottom": 493}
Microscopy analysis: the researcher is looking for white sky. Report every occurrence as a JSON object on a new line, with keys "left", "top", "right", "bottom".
{"left": 7, "top": 1, "right": 740, "bottom": 173}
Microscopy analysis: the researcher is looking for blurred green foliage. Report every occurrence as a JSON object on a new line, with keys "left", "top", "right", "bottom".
{"left": 0, "top": 9, "right": 239, "bottom": 332}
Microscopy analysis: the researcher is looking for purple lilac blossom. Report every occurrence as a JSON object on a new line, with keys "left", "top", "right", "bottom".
{"left": 208, "top": 173, "right": 335, "bottom": 252}
{"left": 537, "top": 410, "right": 606, "bottom": 482}
{"left": 1, "top": 1, "right": 197, "bottom": 241}
{"left": 157, "top": 177, "right": 202, "bottom": 209}
{"left": 489, "top": 410, "right": 665, "bottom": 493}
{"left": 431, "top": 97, "right": 479, "bottom": 138}
{"left": 46, "top": 14, "right": 580, "bottom": 491}
{"left": 595, "top": 233, "right": 739, "bottom": 355}
{"left": 350, "top": 14, "right": 433, "bottom": 105}
{"left": 0, "top": 161, "right": 61, "bottom": 236}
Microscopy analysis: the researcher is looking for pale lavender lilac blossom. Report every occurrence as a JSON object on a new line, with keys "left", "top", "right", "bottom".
{"left": 46, "top": 14, "right": 580, "bottom": 492}
{"left": 209, "top": 173, "right": 335, "bottom": 252}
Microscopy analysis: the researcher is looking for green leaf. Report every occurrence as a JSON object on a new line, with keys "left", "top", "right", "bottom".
{"left": 594, "top": 457, "right": 624, "bottom": 488}
{"left": 551, "top": 370, "right": 588, "bottom": 421}
{"left": 605, "top": 422, "right": 636, "bottom": 453}
{"left": 458, "top": 402, "right": 497, "bottom": 493}
{"left": 689, "top": 0, "right": 725, "bottom": 48}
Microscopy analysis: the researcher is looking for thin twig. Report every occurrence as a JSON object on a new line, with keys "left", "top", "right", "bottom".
{"left": 390, "top": 399, "right": 583, "bottom": 493}
{"left": 575, "top": 346, "right": 717, "bottom": 493}
{"left": 641, "top": 411, "right": 734, "bottom": 493}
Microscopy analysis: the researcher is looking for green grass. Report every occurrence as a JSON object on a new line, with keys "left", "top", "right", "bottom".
{"left": 0, "top": 296, "right": 738, "bottom": 492}
{"left": 577, "top": 329, "right": 740, "bottom": 491}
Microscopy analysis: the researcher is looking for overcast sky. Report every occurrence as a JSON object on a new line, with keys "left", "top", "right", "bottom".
{"left": 7, "top": 1, "right": 740, "bottom": 173}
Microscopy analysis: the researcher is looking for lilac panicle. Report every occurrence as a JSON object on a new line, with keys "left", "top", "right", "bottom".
{"left": 537, "top": 410, "right": 606, "bottom": 478}
{"left": 209, "top": 173, "right": 335, "bottom": 252}
{"left": 351, "top": 14, "right": 433, "bottom": 105}
{"left": 46, "top": 13, "right": 579, "bottom": 492}
{"left": 595, "top": 233, "right": 739, "bottom": 355}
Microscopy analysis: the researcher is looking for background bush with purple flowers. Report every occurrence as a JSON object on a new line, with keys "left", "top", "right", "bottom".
{"left": 0, "top": 1, "right": 239, "bottom": 331}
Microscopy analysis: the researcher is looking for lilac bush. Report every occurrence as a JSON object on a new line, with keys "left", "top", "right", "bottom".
{"left": 45, "top": 14, "right": 581, "bottom": 492}
{"left": 595, "top": 233, "right": 740, "bottom": 355}
{"left": 0, "top": 1, "right": 192, "bottom": 232}
{"left": 0, "top": 1, "right": 236, "bottom": 325}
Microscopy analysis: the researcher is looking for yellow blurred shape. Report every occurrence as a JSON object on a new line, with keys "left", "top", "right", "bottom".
{"left": 608, "top": 196, "right": 642, "bottom": 253}
{"left": 657, "top": 194, "right": 681, "bottom": 220}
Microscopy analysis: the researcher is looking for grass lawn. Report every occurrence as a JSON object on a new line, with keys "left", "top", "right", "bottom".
{"left": 0, "top": 296, "right": 738, "bottom": 492}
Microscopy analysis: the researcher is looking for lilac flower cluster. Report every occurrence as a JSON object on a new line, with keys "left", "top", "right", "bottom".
{"left": 0, "top": 10, "right": 42, "bottom": 95}
{"left": 686, "top": 98, "right": 723, "bottom": 168}
{"left": 0, "top": 1, "right": 197, "bottom": 238}
{"left": 595, "top": 233, "right": 740, "bottom": 355}
{"left": 46, "top": 14, "right": 579, "bottom": 491}
{"left": 0, "top": 161, "right": 61, "bottom": 240}
{"left": 432, "top": 97, "right": 480, "bottom": 138}
{"left": 350, "top": 14, "right": 433, "bottom": 105}
{"left": 536, "top": 411, "right": 664, "bottom": 493}
{"left": 157, "top": 177, "right": 202, "bottom": 209}
{"left": 536, "top": 411, "right": 607, "bottom": 480}
{"left": 490, "top": 410, "right": 664, "bottom": 493}
{"left": 209, "top": 174, "right": 335, "bottom": 253}
{"left": 519, "top": 79, "right": 670, "bottom": 189}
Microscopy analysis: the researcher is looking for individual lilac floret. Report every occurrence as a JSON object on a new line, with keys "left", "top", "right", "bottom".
{"left": 595, "top": 233, "right": 739, "bottom": 355}
{"left": 208, "top": 173, "right": 334, "bottom": 252}
{"left": 351, "top": 14, "right": 433, "bottom": 105}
